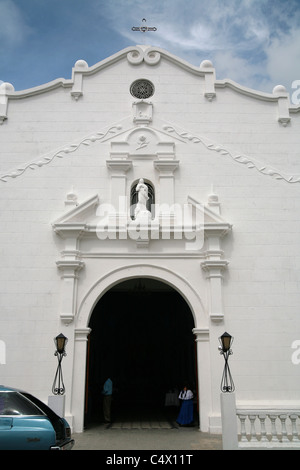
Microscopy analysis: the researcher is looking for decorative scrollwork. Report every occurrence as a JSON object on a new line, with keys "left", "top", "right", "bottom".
{"left": 162, "top": 125, "right": 300, "bottom": 184}
{"left": 127, "top": 47, "right": 144, "bottom": 65}
{"left": 127, "top": 47, "right": 161, "bottom": 66}
{"left": 52, "top": 349, "right": 67, "bottom": 395}
{"left": 219, "top": 333, "right": 235, "bottom": 393}
{"left": 144, "top": 48, "right": 161, "bottom": 65}
{"left": 219, "top": 347, "right": 235, "bottom": 393}
{"left": 0, "top": 125, "right": 123, "bottom": 183}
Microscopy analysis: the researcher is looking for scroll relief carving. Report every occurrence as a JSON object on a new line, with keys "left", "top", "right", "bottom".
{"left": 0, "top": 125, "right": 123, "bottom": 183}
{"left": 163, "top": 125, "right": 300, "bottom": 184}
{"left": 127, "top": 46, "right": 161, "bottom": 66}
{"left": 2, "top": 119, "right": 300, "bottom": 185}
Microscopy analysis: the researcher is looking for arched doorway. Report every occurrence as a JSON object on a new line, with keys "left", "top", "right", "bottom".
{"left": 84, "top": 278, "right": 197, "bottom": 426}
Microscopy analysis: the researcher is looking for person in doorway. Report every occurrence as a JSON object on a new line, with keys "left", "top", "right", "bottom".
{"left": 102, "top": 377, "right": 113, "bottom": 423}
{"left": 176, "top": 385, "right": 194, "bottom": 426}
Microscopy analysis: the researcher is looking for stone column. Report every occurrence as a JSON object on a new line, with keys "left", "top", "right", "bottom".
{"left": 71, "top": 328, "right": 91, "bottom": 433}
{"left": 193, "top": 328, "right": 211, "bottom": 432}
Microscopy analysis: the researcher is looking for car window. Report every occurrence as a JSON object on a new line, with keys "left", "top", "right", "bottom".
{"left": 0, "top": 392, "right": 44, "bottom": 416}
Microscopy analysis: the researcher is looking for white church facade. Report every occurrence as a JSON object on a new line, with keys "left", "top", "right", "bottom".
{"left": 0, "top": 44, "right": 300, "bottom": 434}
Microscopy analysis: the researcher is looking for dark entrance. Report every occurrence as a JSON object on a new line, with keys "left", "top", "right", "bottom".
{"left": 85, "top": 278, "right": 197, "bottom": 425}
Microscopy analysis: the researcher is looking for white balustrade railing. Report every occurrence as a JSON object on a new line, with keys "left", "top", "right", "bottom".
{"left": 236, "top": 410, "right": 300, "bottom": 449}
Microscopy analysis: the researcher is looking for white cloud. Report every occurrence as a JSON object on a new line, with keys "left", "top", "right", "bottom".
{"left": 0, "top": 0, "right": 32, "bottom": 46}
{"left": 1, "top": 0, "right": 299, "bottom": 94}
{"left": 265, "top": 28, "right": 300, "bottom": 90}
{"left": 99, "top": 0, "right": 299, "bottom": 94}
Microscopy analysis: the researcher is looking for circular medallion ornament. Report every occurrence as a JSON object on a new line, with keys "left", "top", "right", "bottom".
{"left": 130, "top": 79, "right": 155, "bottom": 99}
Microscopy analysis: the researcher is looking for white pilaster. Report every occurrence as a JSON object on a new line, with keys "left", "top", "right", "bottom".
{"left": 201, "top": 192, "right": 230, "bottom": 321}
{"left": 193, "top": 328, "right": 212, "bottom": 432}
{"left": 0, "top": 82, "right": 14, "bottom": 124}
{"left": 56, "top": 258, "right": 85, "bottom": 325}
{"left": 154, "top": 160, "right": 179, "bottom": 222}
{"left": 273, "top": 85, "right": 291, "bottom": 126}
{"left": 201, "top": 260, "right": 229, "bottom": 322}
{"left": 71, "top": 328, "right": 91, "bottom": 433}
{"left": 106, "top": 159, "right": 132, "bottom": 226}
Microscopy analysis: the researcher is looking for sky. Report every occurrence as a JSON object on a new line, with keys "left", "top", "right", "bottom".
{"left": 0, "top": 0, "right": 300, "bottom": 99}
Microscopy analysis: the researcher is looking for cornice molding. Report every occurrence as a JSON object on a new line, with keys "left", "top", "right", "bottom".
{"left": 1, "top": 45, "right": 299, "bottom": 110}
{"left": 192, "top": 328, "right": 210, "bottom": 341}
{"left": 56, "top": 259, "right": 85, "bottom": 276}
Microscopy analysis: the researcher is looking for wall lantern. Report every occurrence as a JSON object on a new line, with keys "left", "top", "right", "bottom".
{"left": 52, "top": 333, "right": 68, "bottom": 395}
{"left": 218, "top": 332, "right": 235, "bottom": 393}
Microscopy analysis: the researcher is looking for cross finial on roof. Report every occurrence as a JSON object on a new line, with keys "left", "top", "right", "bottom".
{"left": 132, "top": 18, "right": 157, "bottom": 33}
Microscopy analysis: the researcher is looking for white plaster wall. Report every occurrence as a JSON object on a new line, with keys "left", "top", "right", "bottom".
{"left": 0, "top": 46, "right": 300, "bottom": 425}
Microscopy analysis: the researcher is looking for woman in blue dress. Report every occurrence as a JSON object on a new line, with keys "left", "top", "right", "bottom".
{"left": 176, "top": 385, "right": 194, "bottom": 426}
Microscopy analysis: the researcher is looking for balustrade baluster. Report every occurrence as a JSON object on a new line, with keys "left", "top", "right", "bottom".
{"left": 289, "top": 414, "right": 300, "bottom": 442}
{"left": 279, "top": 415, "right": 289, "bottom": 442}
{"left": 269, "top": 415, "right": 279, "bottom": 442}
{"left": 238, "top": 415, "right": 248, "bottom": 442}
{"left": 249, "top": 415, "right": 258, "bottom": 441}
{"left": 258, "top": 414, "right": 268, "bottom": 442}
{"left": 236, "top": 410, "right": 300, "bottom": 449}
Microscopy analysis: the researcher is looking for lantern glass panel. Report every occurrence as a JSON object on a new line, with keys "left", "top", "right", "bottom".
{"left": 55, "top": 334, "right": 67, "bottom": 354}
{"left": 221, "top": 332, "right": 232, "bottom": 352}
